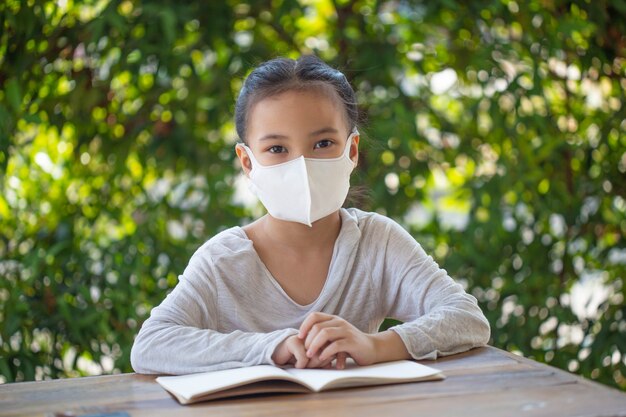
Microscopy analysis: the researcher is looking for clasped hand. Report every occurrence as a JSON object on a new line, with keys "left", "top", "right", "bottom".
{"left": 271, "top": 312, "right": 377, "bottom": 370}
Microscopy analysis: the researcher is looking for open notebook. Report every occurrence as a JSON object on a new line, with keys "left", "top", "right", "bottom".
{"left": 156, "top": 359, "right": 444, "bottom": 404}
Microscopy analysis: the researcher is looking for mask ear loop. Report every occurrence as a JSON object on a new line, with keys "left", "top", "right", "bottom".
{"left": 236, "top": 143, "right": 261, "bottom": 176}
{"left": 345, "top": 129, "right": 359, "bottom": 162}
{"left": 239, "top": 144, "right": 261, "bottom": 167}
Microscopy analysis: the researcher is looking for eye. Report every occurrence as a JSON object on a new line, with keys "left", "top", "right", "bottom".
{"left": 314, "top": 139, "right": 333, "bottom": 149}
{"left": 268, "top": 145, "right": 286, "bottom": 154}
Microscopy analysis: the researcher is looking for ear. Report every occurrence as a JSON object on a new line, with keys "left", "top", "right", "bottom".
{"left": 349, "top": 134, "right": 360, "bottom": 166}
{"left": 235, "top": 144, "right": 253, "bottom": 177}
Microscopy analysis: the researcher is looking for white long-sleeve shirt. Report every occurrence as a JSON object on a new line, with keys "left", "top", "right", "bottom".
{"left": 131, "top": 208, "right": 491, "bottom": 375}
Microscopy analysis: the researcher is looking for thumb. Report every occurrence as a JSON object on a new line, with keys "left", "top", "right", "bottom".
{"left": 290, "top": 339, "right": 310, "bottom": 369}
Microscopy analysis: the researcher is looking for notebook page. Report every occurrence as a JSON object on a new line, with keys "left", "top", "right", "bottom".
{"left": 284, "top": 360, "right": 443, "bottom": 392}
{"left": 156, "top": 365, "right": 294, "bottom": 402}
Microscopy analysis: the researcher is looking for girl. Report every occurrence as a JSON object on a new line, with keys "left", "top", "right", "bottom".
{"left": 130, "top": 55, "right": 490, "bottom": 374}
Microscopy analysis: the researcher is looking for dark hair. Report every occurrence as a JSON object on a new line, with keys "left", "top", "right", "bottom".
{"left": 235, "top": 55, "right": 358, "bottom": 143}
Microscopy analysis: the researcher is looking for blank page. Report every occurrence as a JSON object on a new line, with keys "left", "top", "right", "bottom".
{"left": 285, "top": 360, "right": 444, "bottom": 392}
{"left": 156, "top": 365, "right": 295, "bottom": 402}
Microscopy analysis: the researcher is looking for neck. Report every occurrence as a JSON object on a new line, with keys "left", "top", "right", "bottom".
{"left": 260, "top": 211, "right": 342, "bottom": 251}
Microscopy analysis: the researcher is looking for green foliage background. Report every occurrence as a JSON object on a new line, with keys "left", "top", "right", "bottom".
{"left": 1, "top": 0, "right": 625, "bottom": 389}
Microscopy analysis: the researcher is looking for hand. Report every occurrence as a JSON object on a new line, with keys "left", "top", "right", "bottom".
{"left": 298, "top": 312, "right": 377, "bottom": 369}
{"left": 272, "top": 335, "right": 336, "bottom": 369}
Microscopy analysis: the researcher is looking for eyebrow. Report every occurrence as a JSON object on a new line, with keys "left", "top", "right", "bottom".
{"left": 258, "top": 134, "right": 288, "bottom": 141}
{"left": 309, "top": 127, "right": 339, "bottom": 136}
{"left": 258, "top": 127, "right": 339, "bottom": 142}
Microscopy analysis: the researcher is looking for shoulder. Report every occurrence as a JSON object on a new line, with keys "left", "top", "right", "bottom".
{"left": 185, "top": 226, "right": 255, "bottom": 273}
{"left": 343, "top": 207, "right": 413, "bottom": 240}
{"left": 343, "top": 207, "right": 425, "bottom": 264}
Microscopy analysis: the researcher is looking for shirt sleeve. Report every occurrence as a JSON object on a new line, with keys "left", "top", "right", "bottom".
{"left": 376, "top": 216, "right": 491, "bottom": 360}
{"left": 130, "top": 248, "right": 298, "bottom": 375}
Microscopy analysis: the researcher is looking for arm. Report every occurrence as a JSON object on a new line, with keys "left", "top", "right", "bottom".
{"left": 296, "top": 215, "right": 490, "bottom": 367}
{"left": 130, "top": 250, "right": 297, "bottom": 375}
{"left": 379, "top": 218, "right": 491, "bottom": 360}
{"left": 370, "top": 330, "right": 411, "bottom": 362}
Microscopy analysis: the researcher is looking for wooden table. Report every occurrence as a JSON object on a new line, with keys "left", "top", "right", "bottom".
{"left": 1, "top": 346, "right": 625, "bottom": 417}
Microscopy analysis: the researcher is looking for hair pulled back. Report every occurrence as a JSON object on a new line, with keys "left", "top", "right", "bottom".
{"left": 235, "top": 55, "right": 358, "bottom": 143}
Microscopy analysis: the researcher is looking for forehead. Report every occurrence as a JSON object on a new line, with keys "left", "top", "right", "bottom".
{"left": 246, "top": 87, "right": 349, "bottom": 143}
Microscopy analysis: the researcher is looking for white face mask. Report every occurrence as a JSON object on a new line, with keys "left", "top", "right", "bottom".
{"left": 240, "top": 130, "right": 358, "bottom": 227}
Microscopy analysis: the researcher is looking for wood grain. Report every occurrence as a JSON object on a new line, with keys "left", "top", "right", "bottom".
{"left": 1, "top": 346, "right": 624, "bottom": 417}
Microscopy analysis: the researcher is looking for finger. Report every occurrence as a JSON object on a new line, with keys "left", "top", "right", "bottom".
{"left": 292, "top": 343, "right": 310, "bottom": 369}
{"left": 309, "top": 355, "right": 334, "bottom": 370}
{"left": 298, "top": 312, "right": 334, "bottom": 339}
{"left": 304, "top": 340, "right": 333, "bottom": 368}
{"left": 319, "top": 340, "right": 348, "bottom": 362}
{"left": 336, "top": 352, "right": 347, "bottom": 370}
{"left": 306, "top": 327, "right": 343, "bottom": 358}
{"left": 307, "top": 351, "right": 336, "bottom": 369}
{"left": 319, "top": 354, "right": 337, "bottom": 368}
{"left": 304, "top": 320, "right": 342, "bottom": 350}
{"left": 309, "top": 361, "right": 333, "bottom": 369}
{"left": 317, "top": 355, "right": 336, "bottom": 369}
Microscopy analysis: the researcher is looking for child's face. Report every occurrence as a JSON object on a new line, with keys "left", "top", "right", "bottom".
{"left": 235, "top": 89, "right": 359, "bottom": 175}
